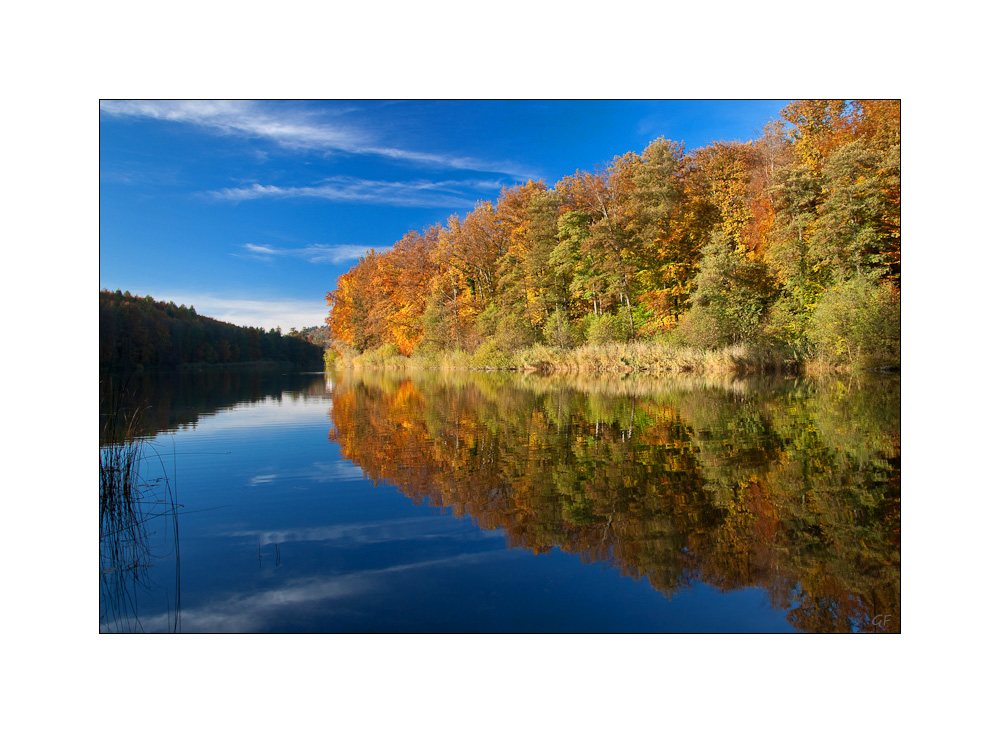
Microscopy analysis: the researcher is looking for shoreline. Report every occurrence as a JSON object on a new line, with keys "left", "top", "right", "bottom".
{"left": 100, "top": 359, "right": 324, "bottom": 373}
{"left": 328, "top": 341, "right": 899, "bottom": 376}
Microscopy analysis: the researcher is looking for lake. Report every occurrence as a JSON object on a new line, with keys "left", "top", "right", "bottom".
{"left": 99, "top": 367, "right": 900, "bottom": 633}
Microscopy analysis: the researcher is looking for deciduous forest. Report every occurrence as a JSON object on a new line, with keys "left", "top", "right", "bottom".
{"left": 326, "top": 100, "right": 900, "bottom": 372}
{"left": 99, "top": 289, "right": 325, "bottom": 368}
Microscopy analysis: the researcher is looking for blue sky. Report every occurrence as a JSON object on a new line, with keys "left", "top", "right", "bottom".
{"left": 99, "top": 100, "right": 788, "bottom": 331}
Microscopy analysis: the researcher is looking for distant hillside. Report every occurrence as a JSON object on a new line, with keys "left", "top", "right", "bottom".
{"left": 293, "top": 325, "right": 332, "bottom": 349}
{"left": 99, "top": 289, "right": 325, "bottom": 368}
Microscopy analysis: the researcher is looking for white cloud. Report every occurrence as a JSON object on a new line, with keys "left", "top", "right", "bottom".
{"left": 243, "top": 243, "right": 278, "bottom": 255}
{"left": 236, "top": 242, "right": 391, "bottom": 264}
{"left": 99, "top": 99, "right": 535, "bottom": 177}
{"left": 100, "top": 99, "right": 367, "bottom": 150}
{"left": 150, "top": 292, "right": 331, "bottom": 332}
{"left": 298, "top": 244, "right": 386, "bottom": 264}
{"left": 224, "top": 516, "right": 458, "bottom": 546}
{"left": 249, "top": 474, "right": 280, "bottom": 486}
{"left": 210, "top": 176, "right": 487, "bottom": 209}
{"left": 145, "top": 549, "right": 506, "bottom": 632}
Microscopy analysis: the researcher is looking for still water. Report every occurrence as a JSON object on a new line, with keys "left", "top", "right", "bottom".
{"left": 99, "top": 367, "right": 900, "bottom": 633}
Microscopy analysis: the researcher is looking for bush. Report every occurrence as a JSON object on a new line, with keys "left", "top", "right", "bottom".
{"left": 475, "top": 305, "right": 536, "bottom": 351}
{"left": 498, "top": 315, "right": 537, "bottom": 352}
{"left": 807, "top": 277, "right": 900, "bottom": 368}
{"left": 674, "top": 305, "right": 728, "bottom": 349}
{"left": 585, "top": 312, "right": 629, "bottom": 345}
{"left": 543, "top": 307, "right": 578, "bottom": 348}
{"left": 760, "top": 297, "right": 811, "bottom": 354}
{"left": 374, "top": 342, "right": 400, "bottom": 360}
{"left": 630, "top": 303, "right": 656, "bottom": 337}
{"left": 329, "top": 339, "right": 360, "bottom": 368}
{"left": 350, "top": 341, "right": 408, "bottom": 368}
{"left": 470, "top": 339, "right": 517, "bottom": 369}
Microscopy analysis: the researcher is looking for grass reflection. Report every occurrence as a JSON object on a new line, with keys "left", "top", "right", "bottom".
{"left": 100, "top": 373, "right": 181, "bottom": 633}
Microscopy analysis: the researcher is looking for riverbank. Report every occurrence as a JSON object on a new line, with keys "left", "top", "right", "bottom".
{"left": 175, "top": 359, "right": 322, "bottom": 371}
{"left": 330, "top": 340, "right": 900, "bottom": 375}
{"left": 100, "top": 359, "right": 323, "bottom": 373}
{"left": 331, "top": 342, "right": 807, "bottom": 375}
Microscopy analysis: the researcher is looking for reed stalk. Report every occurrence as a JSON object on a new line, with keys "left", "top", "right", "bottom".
{"left": 99, "top": 372, "right": 181, "bottom": 632}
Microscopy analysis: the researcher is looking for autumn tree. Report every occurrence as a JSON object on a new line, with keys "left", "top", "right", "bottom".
{"left": 555, "top": 154, "right": 653, "bottom": 338}
{"left": 326, "top": 251, "right": 385, "bottom": 352}
{"left": 549, "top": 208, "right": 605, "bottom": 318}
{"left": 628, "top": 138, "right": 702, "bottom": 332}
{"left": 423, "top": 215, "right": 481, "bottom": 351}
{"left": 372, "top": 226, "right": 440, "bottom": 355}
{"left": 764, "top": 100, "right": 900, "bottom": 350}
{"left": 494, "top": 181, "right": 559, "bottom": 328}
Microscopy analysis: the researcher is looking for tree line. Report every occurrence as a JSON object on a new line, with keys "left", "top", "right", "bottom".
{"left": 326, "top": 100, "right": 900, "bottom": 368}
{"left": 99, "top": 289, "right": 325, "bottom": 368}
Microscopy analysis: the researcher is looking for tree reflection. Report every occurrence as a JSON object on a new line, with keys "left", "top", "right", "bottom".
{"left": 99, "top": 368, "right": 330, "bottom": 442}
{"left": 328, "top": 370, "right": 900, "bottom": 633}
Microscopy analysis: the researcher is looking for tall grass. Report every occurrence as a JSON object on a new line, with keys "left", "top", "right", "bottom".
{"left": 100, "top": 374, "right": 181, "bottom": 632}
{"left": 514, "top": 341, "right": 796, "bottom": 374}
{"left": 328, "top": 339, "right": 801, "bottom": 375}
{"left": 328, "top": 337, "right": 802, "bottom": 375}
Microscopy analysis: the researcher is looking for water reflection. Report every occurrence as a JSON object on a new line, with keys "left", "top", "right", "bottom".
{"left": 99, "top": 367, "right": 330, "bottom": 443}
{"left": 100, "top": 372, "right": 182, "bottom": 632}
{"left": 327, "top": 370, "right": 900, "bottom": 633}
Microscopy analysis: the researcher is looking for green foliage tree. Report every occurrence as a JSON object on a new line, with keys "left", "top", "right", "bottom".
{"left": 628, "top": 139, "right": 705, "bottom": 331}
{"left": 550, "top": 209, "right": 605, "bottom": 318}
{"left": 680, "top": 230, "right": 777, "bottom": 347}
{"left": 807, "top": 276, "right": 901, "bottom": 367}
{"left": 543, "top": 307, "right": 578, "bottom": 348}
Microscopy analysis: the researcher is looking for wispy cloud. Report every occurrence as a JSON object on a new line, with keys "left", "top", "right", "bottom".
{"left": 243, "top": 243, "right": 278, "bottom": 257}
{"left": 208, "top": 175, "right": 492, "bottom": 209}
{"left": 236, "top": 242, "right": 391, "bottom": 265}
{"left": 249, "top": 474, "right": 280, "bottom": 486}
{"left": 224, "top": 516, "right": 465, "bottom": 546}
{"left": 146, "top": 549, "right": 506, "bottom": 632}
{"left": 149, "top": 292, "right": 331, "bottom": 332}
{"left": 99, "top": 99, "right": 535, "bottom": 177}
{"left": 100, "top": 99, "right": 369, "bottom": 151}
